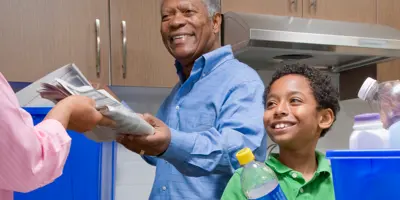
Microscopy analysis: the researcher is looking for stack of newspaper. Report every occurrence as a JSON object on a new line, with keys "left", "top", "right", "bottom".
{"left": 16, "top": 63, "right": 154, "bottom": 142}
{"left": 39, "top": 78, "right": 122, "bottom": 109}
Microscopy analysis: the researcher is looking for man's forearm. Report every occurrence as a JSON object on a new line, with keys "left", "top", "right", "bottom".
{"left": 159, "top": 127, "right": 266, "bottom": 177}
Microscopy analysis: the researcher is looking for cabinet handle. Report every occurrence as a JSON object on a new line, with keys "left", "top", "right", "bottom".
{"left": 121, "top": 21, "right": 127, "bottom": 79}
{"left": 95, "top": 19, "right": 101, "bottom": 76}
{"left": 310, "top": 0, "right": 317, "bottom": 10}
{"left": 291, "top": 0, "right": 297, "bottom": 11}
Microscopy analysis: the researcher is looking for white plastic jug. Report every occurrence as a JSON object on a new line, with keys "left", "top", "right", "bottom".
{"left": 350, "top": 113, "right": 389, "bottom": 149}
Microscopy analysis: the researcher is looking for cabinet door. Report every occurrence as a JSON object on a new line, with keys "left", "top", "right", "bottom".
{"left": 303, "top": 0, "right": 377, "bottom": 24}
{"left": 221, "top": 0, "right": 302, "bottom": 17}
{"left": 110, "top": 0, "right": 178, "bottom": 87}
{"left": 376, "top": 0, "right": 400, "bottom": 82}
{"left": 0, "top": 0, "right": 110, "bottom": 84}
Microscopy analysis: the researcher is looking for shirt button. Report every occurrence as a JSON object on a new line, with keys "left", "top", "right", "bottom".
{"left": 175, "top": 105, "right": 180, "bottom": 110}
{"left": 202, "top": 73, "right": 206, "bottom": 77}
{"left": 299, "top": 188, "right": 304, "bottom": 193}
{"left": 162, "top": 186, "right": 167, "bottom": 191}
{"left": 291, "top": 173, "right": 298, "bottom": 178}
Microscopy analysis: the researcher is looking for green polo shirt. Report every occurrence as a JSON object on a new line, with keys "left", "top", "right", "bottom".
{"left": 221, "top": 151, "right": 335, "bottom": 200}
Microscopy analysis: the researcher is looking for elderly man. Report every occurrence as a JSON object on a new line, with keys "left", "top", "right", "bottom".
{"left": 117, "top": 0, "right": 267, "bottom": 199}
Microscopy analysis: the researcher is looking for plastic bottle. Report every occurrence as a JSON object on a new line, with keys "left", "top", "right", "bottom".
{"left": 236, "top": 148, "right": 287, "bottom": 200}
{"left": 349, "top": 113, "right": 389, "bottom": 149}
{"left": 358, "top": 77, "right": 400, "bottom": 148}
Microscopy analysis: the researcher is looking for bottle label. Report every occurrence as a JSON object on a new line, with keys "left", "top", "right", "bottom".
{"left": 249, "top": 185, "right": 287, "bottom": 200}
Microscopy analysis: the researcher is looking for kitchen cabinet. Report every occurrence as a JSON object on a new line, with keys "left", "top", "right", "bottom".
{"left": 109, "top": 0, "right": 177, "bottom": 87}
{"left": 376, "top": 0, "right": 400, "bottom": 82}
{"left": 221, "top": 0, "right": 302, "bottom": 17}
{"left": 302, "top": 0, "right": 377, "bottom": 24}
{"left": 0, "top": 0, "right": 110, "bottom": 84}
{"left": 221, "top": 0, "right": 377, "bottom": 24}
{"left": 1, "top": 0, "right": 398, "bottom": 87}
{"left": 0, "top": 0, "right": 177, "bottom": 87}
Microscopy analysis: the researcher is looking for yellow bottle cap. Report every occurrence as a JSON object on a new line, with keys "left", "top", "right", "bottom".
{"left": 236, "top": 147, "right": 255, "bottom": 166}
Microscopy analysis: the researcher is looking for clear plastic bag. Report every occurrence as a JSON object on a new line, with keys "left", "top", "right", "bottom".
{"left": 358, "top": 77, "right": 400, "bottom": 129}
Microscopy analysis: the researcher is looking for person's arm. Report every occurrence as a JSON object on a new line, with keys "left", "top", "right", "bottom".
{"left": 0, "top": 73, "right": 71, "bottom": 193}
{"left": 119, "top": 100, "right": 159, "bottom": 166}
{"left": 159, "top": 81, "right": 267, "bottom": 176}
{"left": 221, "top": 170, "right": 247, "bottom": 200}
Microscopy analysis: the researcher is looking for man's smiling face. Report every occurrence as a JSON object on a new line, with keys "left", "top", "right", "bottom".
{"left": 160, "top": 0, "right": 219, "bottom": 64}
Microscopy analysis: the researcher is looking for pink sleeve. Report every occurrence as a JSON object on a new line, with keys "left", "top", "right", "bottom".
{"left": 0, "top": 73, "right": 71, "bottom": 193}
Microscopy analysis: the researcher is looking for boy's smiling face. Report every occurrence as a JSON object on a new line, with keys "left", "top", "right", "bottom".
{"left": 264, "top": 74, "right": 333, "bottom": 149}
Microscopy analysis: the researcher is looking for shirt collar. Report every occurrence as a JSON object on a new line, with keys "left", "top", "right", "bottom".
{"left": 175, "top": 45, "right": 234, "bottom": 83}
{"left": 315, "top": 151, "right": 332, "bottom": 175}
{"left": 266, "top": 151, "right": 331, "bottom": 176}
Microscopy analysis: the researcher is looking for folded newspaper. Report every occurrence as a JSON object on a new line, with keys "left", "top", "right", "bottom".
{"left": 16, "top": 63, "right": 154, "bottom": 142}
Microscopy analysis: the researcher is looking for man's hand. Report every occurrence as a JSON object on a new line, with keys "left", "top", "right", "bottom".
{"left": 116, "top": 113, "right": 171, "bottom": 156}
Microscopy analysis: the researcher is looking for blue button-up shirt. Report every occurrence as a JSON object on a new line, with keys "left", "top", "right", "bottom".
{"left": 143, "top": 45, "right": 267, "bottom": 200}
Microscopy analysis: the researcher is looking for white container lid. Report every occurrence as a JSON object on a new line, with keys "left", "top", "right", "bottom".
{"left": 358, "top": 77, "right": 377, "bottom": 100}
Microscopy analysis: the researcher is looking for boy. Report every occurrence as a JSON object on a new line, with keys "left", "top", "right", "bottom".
{"left": 221, "top": 64, "right": 340, "bottom": 200}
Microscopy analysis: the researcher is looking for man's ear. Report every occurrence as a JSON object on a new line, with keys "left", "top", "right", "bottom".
{"left": 318, "top": 108, "right": 335, "bottom": 130}
{"left": 212, "top": 13, "right": 222, "bottom": 34}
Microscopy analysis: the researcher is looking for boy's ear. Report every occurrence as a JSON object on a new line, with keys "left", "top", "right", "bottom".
{"left": 318, "top": 108, "right": 335, "bottom": 130}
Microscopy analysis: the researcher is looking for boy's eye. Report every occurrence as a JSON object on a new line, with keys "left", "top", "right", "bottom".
{"left": 266, "top": 101, "right": 277, "bottom": 109}
{"left": 290, "top": 98, "right": 302, "bottom": 104}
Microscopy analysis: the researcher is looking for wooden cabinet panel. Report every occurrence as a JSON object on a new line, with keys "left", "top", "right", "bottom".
{"left": 303, "top": 0, "right": 377, "bottom": 24}
{"left": 221, "top": 0, "right": 302, "bottom": 17}
{"left": 377, "top": 61, "right": 400, "bottom": 82}
{"left": 0, "top": 0, "right": 110, "bottom": 84}
{"left": 110, "top": 0, "right": 177, "bottom": 87}
{"left": 377, "top": 0, "right": 400, "bottom": 81}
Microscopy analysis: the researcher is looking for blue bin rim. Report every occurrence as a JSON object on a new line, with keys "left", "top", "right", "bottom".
{"left": 22, "top": 107, "right": 53, "bottom": 115}
{"left": 326, "top": 149, "right": 400, "bottom": 159}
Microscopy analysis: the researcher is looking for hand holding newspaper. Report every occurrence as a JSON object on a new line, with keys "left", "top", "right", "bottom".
{"left": 16, "top": 63, "right": 154, "bottom": 142}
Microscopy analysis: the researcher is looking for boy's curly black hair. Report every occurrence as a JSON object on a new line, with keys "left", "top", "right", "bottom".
{"left": 265, "top": 64, "right": 340, "bottom": 137}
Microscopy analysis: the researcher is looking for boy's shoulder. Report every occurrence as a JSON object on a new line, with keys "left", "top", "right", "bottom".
{"left": 233, "top": 151, "right": 332, "bottom": 175}
{"left": 234, "top": 166, "right": 244, "bottom": 175}
{"left": 314, "top": 151, "right": 332, "bottom": 173}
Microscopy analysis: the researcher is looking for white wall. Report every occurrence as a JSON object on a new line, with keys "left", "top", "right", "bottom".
{"left": 317, "top": 98, "right": 373, "bottom": 152}
{"left": 111, "top": 86, "right": 171, "bottom": 200}
{"left": 111, "top": 71, "right": 373, "bottom": 200}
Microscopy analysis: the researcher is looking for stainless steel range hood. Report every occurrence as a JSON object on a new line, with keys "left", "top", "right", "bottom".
{"left": 222, "top": 12, "right": 400, "bottom": 72}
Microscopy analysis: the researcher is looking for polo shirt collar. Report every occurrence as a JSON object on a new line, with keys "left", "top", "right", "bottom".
{"left": 266, "top": 151, "right": 331, "bottom": 176}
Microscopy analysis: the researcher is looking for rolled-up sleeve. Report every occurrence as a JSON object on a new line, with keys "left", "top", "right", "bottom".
{"left": 0, "top": 73, "right": 71, "bottom": 193}
{"left": 159, "top": 81, "right": 267, "bottom": 176}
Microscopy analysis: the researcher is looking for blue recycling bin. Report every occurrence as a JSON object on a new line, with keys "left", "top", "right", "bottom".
{"left": 326, "top": 149, "right": 400, "bottom": 200}
{"left": 13, "top": 107, "right": 104, "bottom": 200}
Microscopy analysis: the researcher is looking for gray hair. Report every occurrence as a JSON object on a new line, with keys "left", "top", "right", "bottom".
{"left": 201, "top": 0, "right": 221, "bottom": 17}
{"left": 160, "top": 0, "right": 221, "bottom": 17}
